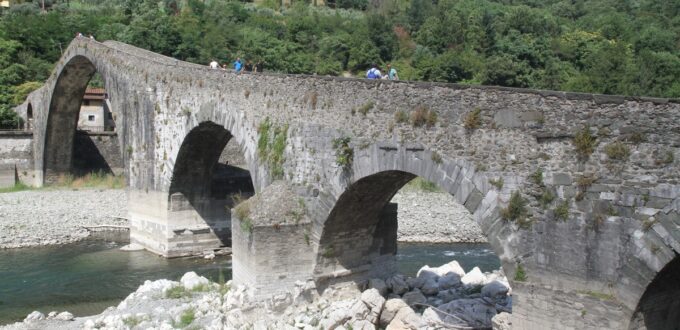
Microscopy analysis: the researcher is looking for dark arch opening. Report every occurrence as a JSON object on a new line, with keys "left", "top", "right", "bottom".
{"left": 629, "top": 255, "right": 680, "bottom": 330}
{"left": 26, "top": 104, "right": 33, "bottom": 130}
{"left": 43, "top": 55, "right": 123, "bottom": 182}
{"left": 315, "top": 170, "right": 507, "bottom": 327}
{"left": 169, "top": 121, "right": 255, "bottom": 247}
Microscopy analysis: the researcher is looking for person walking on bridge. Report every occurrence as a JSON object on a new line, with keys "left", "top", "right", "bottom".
{"left": 234, "top": 57, "right": 243, "bottom": 73}
{"left": 366, "top": 64, "right": 382, "bottom": 79}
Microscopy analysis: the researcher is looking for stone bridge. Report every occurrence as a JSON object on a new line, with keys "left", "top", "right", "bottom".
{"left": 15, "top": 38, "right": 680, "bottom": 329}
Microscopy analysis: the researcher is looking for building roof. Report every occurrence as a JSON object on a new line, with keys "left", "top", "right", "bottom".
{"left": 83, "top": 88, "right": 107, "bottom": 100}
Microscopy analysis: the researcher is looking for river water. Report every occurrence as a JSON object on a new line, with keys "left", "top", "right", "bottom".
{"left": 0, "top": 239, "right": 500, "bottom": 325}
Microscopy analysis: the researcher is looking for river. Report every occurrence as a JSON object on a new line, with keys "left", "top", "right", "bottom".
{"left": 0, "top": 238, "right": 500, "bottom": 325}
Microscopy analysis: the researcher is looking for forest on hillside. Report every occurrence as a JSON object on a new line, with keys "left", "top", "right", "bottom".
{"left": 1, "top": 0, "right": 679, "bottom": 128}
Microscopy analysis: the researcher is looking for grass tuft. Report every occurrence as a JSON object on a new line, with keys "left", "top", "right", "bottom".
{"left": 573, "top": 126, "right": 596, "bottom": 159}
{"left": 464, "top": 108, "right": 482, "bottom": 130}
{"left": 604, "top": 142, "right": 630, "bottom": 161}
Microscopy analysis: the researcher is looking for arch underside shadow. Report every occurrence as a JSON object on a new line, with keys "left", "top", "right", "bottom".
{"left": 630, "top": 254, "right": 680, "bottom": 330}
{"left": 313, "top": 148, "right": 506, "bottom": 285}
{"left": 26, "top": 103, "right": 33, "bottom": 130}
{"left": 43, "top": 55, "right": 97, "bottom": 183}
{"left": 168, "top": 121, "right": 254, "bottom": 248}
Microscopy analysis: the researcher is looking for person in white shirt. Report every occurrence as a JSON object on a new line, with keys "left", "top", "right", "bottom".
{"left": 209, "top": 60, "right": 219, "bottom": 69}
{"left": 366, "top": 64, "right": 382, "bottom": 79}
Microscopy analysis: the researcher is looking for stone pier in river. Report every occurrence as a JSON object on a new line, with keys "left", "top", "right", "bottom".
{"left": 12, "top": 37, "right": 680, "bottom": 329}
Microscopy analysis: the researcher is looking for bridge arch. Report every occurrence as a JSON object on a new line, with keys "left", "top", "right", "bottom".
{"left": 313, "top": 143, "right": 518, "bottom": 283}
{"left": 43, "top": 54, "right": 98, "bottom": 182}
{"left": 160, "top": 120, "right": 255, "bottom": 256}
{"left": 629, "top": 255, "right": 680, "bottom": 329}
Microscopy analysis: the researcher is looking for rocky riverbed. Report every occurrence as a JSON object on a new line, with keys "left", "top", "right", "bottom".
{"left": 0, "top": 188, "right": 484, "bottom": 249}
{"left": 0, "top": 189, "right": 127, "bottom": 249}
{"left": 2, "top": 260, "right": 512, "bottom": 330}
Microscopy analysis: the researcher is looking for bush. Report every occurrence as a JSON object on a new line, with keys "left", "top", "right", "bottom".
{"left": 0, "top": 106, "right": 22, "bottom": 129}
{"left": 411, "top": 106, "right": 437, "bottom": 128}
{"left": 514, "top": 263, "right": 527, "bottom": 282}
{"left": 394, "top": 110, "right": 409, "bottom": 123}
{"left": 464, "top": 108, "right": 481, "bottom": 130}
{"left": 604, "top": 142, "right": 630, "bottom": 161}
{"left": 332, "top": 137, "right": 353, "bottom": 170}
{"left": 554, "top": 200, "right": 570, "bottom": 221}
{"left": 573, "top": 126, "right": 596, "bottom": 159}
{"left": 501, "top": 191, "right": 528, "bottom": 223}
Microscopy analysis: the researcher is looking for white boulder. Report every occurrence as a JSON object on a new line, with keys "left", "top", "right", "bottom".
{"left": 24, "top": 311, "right": 45, "bottom": 322}
{"left": 423, "top": 298, "right": 497, "bottom": 328}
{"left": 361, "top": 289, "right": 386, "bottom": 324}
{"left": 492, "top": 312, "right": 512, "bottom": 330}
{"left": 180, "top": 271, "right": 210, "bottom": 290}
{"left": 462, "top": 267, "right": 486, "bottom": 286}
{"left": 379, "top": 299, "right": 409, "bottom": 327}
{"left": 55, "top": 311, "right": 74, "bottom": 321}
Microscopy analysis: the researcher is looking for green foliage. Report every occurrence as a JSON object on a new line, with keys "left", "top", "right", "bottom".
{"left": 554, "top": 199, "right": 570, "bottom": 221}
{"left": 405, "top": 177, "right": 440, "bottom": 192}
{"left": 175, "top": 308, "right": 196, "bottom": 328}
{"left": 431, "top": 151, "right": 442, "bottom": 164}
{"left": 332, "top": 136, "right": 353, "bottom": 170}
{"left": 165, "top": 285, "right": 191, "bottom": 299}
{"left": 1, "top": 0, "right": 679, "bottom": 121}
{"left": 540, "top": 190, "right": 555, "bottom": 208}
{"left": 240, "top": 217, "right": 254, "bottom": 234}
{"left": 514, "top": 263, "right": 527, "bottom": 282}
{"left": 123, "top": 315, "right": 143, "bottom": 327}
{"left": 257, "top": 118, "right": 288, "bottom": 179}
{"left": 573, "top": 126, "right": 596, "bottom": 159}
{"left": 0, "top": 182, "right": 32, "bottom": 194}
{"left": 604, "top": 142, "right": 630, "bottom": 161}
{"left": 501, "top": 191, "right": 528, "bottom": 224}
{"left": 530, "top": 168, "right": 543, "bottom": 186}
{"left": 489, "top": 177, "right": 504, "bottom": 190}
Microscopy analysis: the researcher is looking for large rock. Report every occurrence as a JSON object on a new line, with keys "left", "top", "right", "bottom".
{"left": 482, "top": 280, "right": 510, "bottom": 300}
{"left": 438, "top": 273, "right": 461, "bottom": 291}
{"left": 416, "top": 266, "right": 440, "bottom": 282}
{"left": 421, "top": 278, "right": 439, "bottom": 295}
{"left": 350, "top": 319, "right": 376, "bottom": 330}
{"left": 180, "top": 271, "right": 210, "bottom": 290}
{"left": 380, "top": 299, "right": 409, "bottom": 327}
{"left": 422, "top": 298, "right": 497, "bottom": 328}
{"left": 386, "top": 275, "right": 409, "bottom": 295}
{"left": 492, "top": 312, "right": 512, "bottom": 330}
{"left": 401, "top": 290, "right": 427, "bottom": 307}
{"left": 24, "top": 311, "right": 45, "bottom": 322}
{"left": 368, "top": 278, "right": 388, "bottom": 296}
{"left": 55, "top": 311, "right": 74, "bottom": 321}
{"left": 361, "top": 289, "right": 386, "bottom": 324}
{"left": 386, "top": 306, "right": 422, "bottom": 330}
{"left": 461, "top": 267, "right": 486, "bottom": 286}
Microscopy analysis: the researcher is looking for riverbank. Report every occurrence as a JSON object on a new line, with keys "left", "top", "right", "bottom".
{"left": 0, "top": 189, "right": 127, "bottom": 249}
{"left": 0, "top": 187, "right": 484, "bottom": 249}
{"left": 2, "top": 259, "right": 511, "bottom": 330}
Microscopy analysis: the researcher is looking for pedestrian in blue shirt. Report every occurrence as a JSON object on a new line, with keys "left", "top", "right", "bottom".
{"left": 234, "top": 57, "right": 243, "bottom": 73}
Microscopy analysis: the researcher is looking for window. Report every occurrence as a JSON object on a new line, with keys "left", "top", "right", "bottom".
{"left": 83, "top": 100, "right": 90, "bottom": 106}
{"left": 88, "top": 115, "right": 95, "bottom": 121}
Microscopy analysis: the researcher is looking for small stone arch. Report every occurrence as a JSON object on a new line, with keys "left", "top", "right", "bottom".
{"left": 313, "top": 143, "right": 515, "bottom": 283}
{"left": 167, "top": 121, "right": 255, "bottom": 250}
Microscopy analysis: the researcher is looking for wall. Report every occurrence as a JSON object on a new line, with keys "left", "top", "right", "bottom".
{"left": 72, "top": 130, "right": 123, "bottom": 175}
{"left": 0, "top": 131, "right": 34, "bottom": 187}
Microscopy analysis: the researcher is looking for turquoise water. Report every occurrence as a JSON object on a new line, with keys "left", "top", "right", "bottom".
{"left": 0, "top": 240, "right": 499, "bottom": 325}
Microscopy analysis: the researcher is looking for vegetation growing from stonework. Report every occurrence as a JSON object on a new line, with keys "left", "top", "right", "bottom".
{"left": 604, "top": 142, "right": 630, "bottom": 161}
{"left": 257, "top": 117, "right": 288, "bottom": 179}
{"left": 2, "top": 0, "right": 679, "bottom": 128}
{"left": 332, "top": 136, "right": 353, "bottom": 170}
{"left": 501, "top": 191, "right": 531, "bottom": 229}
{"left": 514, "top": 263, "right": 527, "bottom": 282}
{"left": 573, "top": 126, "right": 596, "bottom": 159}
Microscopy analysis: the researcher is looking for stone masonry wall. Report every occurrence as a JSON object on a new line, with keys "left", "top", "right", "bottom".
{"left": 18, "top": 38, "right": 680, "bottom": 329}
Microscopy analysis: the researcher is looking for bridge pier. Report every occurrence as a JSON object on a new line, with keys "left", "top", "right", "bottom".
{"left": 128, "top": 190, "right": 231, "bottom": 257}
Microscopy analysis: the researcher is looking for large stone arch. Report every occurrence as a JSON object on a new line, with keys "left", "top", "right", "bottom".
{"left": 313, "top": 142, "right": 517, "bottom": 283}
{"left": 43, "top": 55, "right": 98, "bottom": 182}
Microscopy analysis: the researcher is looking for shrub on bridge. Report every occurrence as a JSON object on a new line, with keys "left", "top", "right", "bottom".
{"left": 573, "top": 126, "right": 596, "bottom": 159}
{"left": 501, "top": 191, "right": 530, "bottom": 229}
